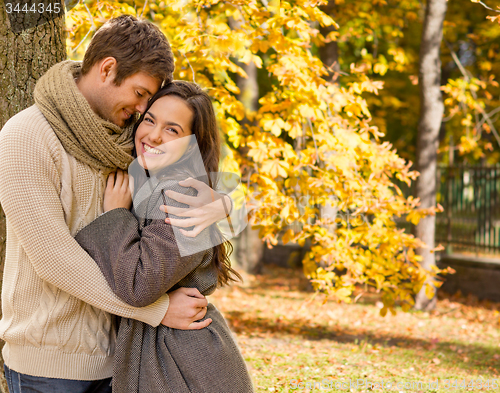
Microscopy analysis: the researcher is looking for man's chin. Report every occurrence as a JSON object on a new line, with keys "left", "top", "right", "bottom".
{"left": 112, "top": 117, "right": 133, "bottom": 128}
{"left": 122, "top": 115, "right": 135, "bottom": 128}
{"left": 95, "top": 110, "right": 130, "bottom": 128}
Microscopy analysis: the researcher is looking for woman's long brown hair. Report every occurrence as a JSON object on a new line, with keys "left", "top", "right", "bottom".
{"left": 132, "top": 80, "right": 241, "bottom": 286}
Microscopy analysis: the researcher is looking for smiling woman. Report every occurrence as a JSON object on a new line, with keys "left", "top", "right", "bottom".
{"left": 74, "top": 80, "right": 254, "bottom": 392}
{"left": 135, "top": 94, "right": 194, "bottom": 172}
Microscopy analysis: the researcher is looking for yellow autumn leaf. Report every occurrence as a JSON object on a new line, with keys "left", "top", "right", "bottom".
{"left": 425, "top": 284, "right": 435, "bottom": 300}
{"left": 261, "top": 159, "right": 289, "bottom": 178}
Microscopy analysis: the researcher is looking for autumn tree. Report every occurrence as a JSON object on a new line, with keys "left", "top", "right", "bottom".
{"left": 317, "top": 0, "right": 500, "bottom": 310}
{"left": 414, "top": 0, "right": 448, "bottom": 311}
{"left": 320, "top": 0, "right": 500, "bottom": 165}
{"left": 318, "top": 0, "right": 339, "bottom": 81}
{"left": 229, "top": 15, "right": 265, "bottom": 274}
{"left": 318, "top": 0, "right": 423, "bottom": 162}
{"left": 441, "top": 0, "right": 500, "bottom": 163}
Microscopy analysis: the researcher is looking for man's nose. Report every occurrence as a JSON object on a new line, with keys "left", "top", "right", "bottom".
{"left": 136, "top": 99, "right": 148, "bottom": 114}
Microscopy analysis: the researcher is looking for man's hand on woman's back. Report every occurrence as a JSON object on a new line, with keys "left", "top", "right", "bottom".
{"left": 160, "top": 177, "right": 231, "bottom": 237}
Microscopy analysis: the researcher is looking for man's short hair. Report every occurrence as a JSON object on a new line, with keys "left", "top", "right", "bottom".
{"left": 81, "top": 15, "right": 174, "bottom": 86}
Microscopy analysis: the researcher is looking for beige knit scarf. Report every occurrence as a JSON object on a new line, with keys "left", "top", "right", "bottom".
{"left": 34, "top": 60, "right": 135, "bottom": 174}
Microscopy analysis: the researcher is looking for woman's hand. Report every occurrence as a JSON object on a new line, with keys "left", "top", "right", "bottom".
{"left": 103, "top": 170, "right": 132, "bottom": 213}
{"left": 160, "top": 177, "right": 232, "bottom": 237}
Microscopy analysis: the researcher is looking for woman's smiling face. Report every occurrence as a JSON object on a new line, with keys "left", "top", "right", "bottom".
{"left": 134, "top": 95, "right": 194, "bottom": 172}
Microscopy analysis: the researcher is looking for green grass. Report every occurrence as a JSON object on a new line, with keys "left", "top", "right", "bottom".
{"left": 209, "top": 265, "right": 500, "bottom": 392}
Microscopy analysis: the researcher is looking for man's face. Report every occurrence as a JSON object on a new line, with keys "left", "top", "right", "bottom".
{"left": 94, "top": 71, "right": 161, "bottom": 128}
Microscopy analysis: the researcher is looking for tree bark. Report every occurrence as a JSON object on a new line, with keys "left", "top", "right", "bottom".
{"left": 414, "top": 0, "right": 448, "bottom": 311}
{"left": 227, "top": 16, "right": 264, "bottom": 274}
{"left": 233, "top": 60, "right": 265, "bottom": 274}
{"left": 318, "top": 1, "right": 339, "bottom": 228}
{"left": 0, "top": 2, "right": 65, "bottom": 389}
{"left": 319, "top": 1, "right": 340, "bottom": 81}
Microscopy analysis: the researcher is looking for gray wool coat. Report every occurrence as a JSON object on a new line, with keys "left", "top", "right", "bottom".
{"left": 75, "top": 176, "right": 254, "bottom": 393}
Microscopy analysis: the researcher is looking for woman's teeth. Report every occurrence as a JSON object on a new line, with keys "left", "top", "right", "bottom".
{"left": 144, "top": 144, "right": 164, "bottom": 155}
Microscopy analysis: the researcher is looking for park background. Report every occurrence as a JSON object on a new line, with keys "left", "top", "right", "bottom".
{"left": 1, "top": 0, "right": 500, "bottom": 391}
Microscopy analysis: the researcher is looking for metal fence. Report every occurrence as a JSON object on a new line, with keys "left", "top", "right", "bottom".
{"left": 435, "top": 165, "right": 500, "bottom": 255}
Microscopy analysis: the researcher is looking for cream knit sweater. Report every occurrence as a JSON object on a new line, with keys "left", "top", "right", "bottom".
{"left": 0, "top": 105, "right": 170, "bottom": 380}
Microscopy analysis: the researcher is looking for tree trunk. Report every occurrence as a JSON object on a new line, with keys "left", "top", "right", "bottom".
{"left": 319, "top": 1, "right": 340, "bottom": 81}
{"left": 0, "top": 3, "right": 65, "bottom": 389}
{"left": 318, "top": 1, "right": 339, "bottom": 228}
{"left": 414, "top": 0, "right": 448, "bottom": 311}
{"left": 232, "top": 60, "right": 265, "bottom": 274}
{"left": 226, "top": 14, "right": 264, "bottom": 274}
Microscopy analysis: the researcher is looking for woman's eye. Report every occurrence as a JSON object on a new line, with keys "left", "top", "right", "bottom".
{"left": 166, "top": 128, "right": 179, "bottom": 135}
{"left": 145, "top": 117, "right": 154, "bottom": 124}
{"left": 136, "top": 91, "right": 143, "bottom": 97}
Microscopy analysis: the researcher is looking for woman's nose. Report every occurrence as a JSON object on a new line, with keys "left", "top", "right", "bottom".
{"left": 150, "top": 127, "right": 163, "bottom": 144}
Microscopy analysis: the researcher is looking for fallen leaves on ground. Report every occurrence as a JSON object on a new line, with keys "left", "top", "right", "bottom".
{"left": 209, "top": 265, "right": 500, "bottom": 392}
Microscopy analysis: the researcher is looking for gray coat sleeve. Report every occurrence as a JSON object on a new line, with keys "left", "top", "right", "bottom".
{"left": 75, "top": 208, "right": 215, "bottom": 307}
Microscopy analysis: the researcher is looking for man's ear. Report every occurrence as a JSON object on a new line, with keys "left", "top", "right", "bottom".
{"left": 99, "top": 57, "right": 117, "bottom": 83}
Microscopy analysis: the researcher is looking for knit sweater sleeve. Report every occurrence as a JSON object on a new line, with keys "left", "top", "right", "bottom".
{"left": 0, "top": 109, "right": 169, "bottom": 327}
{"left": 75, "top": 208, "right": 215, "bottom": 307}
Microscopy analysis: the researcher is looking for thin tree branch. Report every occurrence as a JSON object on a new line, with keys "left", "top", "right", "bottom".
{"left": 474, "top": 106, "right": 500, "bottom": 132}
{"left": 474, "top": 0, "right": 500, "bottom": 13}
{"left": 71, "top": 3, "right": 95, "bottom": 54}
{"left": 139, "top": 0, "right": 148, "bottom": 18}
{"left": 445, "top": 41, "right": 471, "bottom": 78}
{"left": 236, "top": 5, "right": 251, "bottom": 27}
{"left": 306, "top": 118, "right": 319, "bottom": 164}
{"left": 182, "top": 53, "right": 196, "bottom": 84}
{"left": 442, "top": 111, "right": 457, "bottom": 122}
{"left": 445, "top": 41, "right": 500, "bottom": 148}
